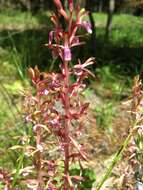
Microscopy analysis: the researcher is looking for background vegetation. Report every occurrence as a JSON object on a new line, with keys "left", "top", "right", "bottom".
{"left": 0, "top": 0, "right": 143, "bottom": 189}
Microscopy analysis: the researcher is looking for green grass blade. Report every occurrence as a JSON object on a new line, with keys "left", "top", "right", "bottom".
{"left": 12, "top": 152, "right": 25, "bottom": 187}
{"left": 96, "top": 126, "right": 134, "bottom": 190}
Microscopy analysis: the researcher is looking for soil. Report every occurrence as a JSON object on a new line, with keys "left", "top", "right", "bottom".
{"left": 82, "top": 89, "right": 132, "bottom": 190}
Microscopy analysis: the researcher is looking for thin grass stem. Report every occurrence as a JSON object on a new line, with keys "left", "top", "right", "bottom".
{"left": 96, "top": 124, "right": 136, "bottom": 190}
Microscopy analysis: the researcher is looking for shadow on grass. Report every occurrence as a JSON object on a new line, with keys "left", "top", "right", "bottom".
{"left": 0, "top": 29, "right": 52, "bottom": 73}
{"left": 83, "top": 34, "right": 143, "bottom": 77}
{"left": 0, "top": 27, "right": 143, "bottom": 78}
{"left": 95, "top": 40, "right": 143, "bottom": 76}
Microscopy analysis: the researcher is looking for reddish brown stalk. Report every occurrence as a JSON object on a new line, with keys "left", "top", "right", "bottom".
{"left": 36, "top": 129, "right": 43, "bottom": 190}
{"left": 63, "top": 60, "right": 70, "bottom": 190}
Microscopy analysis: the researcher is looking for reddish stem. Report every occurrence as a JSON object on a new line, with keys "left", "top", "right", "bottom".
{"left": 36, "top": 130, "right": 43, "bottom": 190}
{"left": 63, "top": 60, "right": 70, "bottom": 190}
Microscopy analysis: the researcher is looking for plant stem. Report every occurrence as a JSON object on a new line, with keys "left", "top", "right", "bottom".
{"left": 96, "top": 126, "right": 135, "bottom": 190}
{"left": 63, "top": 60, "right": 70, "bottom": 190}
{"left": 36, "top": 130, "right": 43, "bottom": 190}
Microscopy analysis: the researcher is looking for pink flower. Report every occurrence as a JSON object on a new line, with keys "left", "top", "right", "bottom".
{"left": 63, "top": 46, "right": 72, "bottom": 61}
{"left": 82, "top": 21, "right": 92, "bottom": 34}
{"left": 49, "top": 31, "right": 54, "bottom": 45}
{"left": 48, "top": 184, "right": 56, "bottom": 190}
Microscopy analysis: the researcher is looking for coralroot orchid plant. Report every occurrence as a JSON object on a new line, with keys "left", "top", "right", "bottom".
{"left": 23, "top": 0, "right": 95, "bottom": 189}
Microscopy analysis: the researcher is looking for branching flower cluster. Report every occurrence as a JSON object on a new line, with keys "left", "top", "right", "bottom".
{"left": 22, "top": 0, "right": 95, "bottom": 189}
